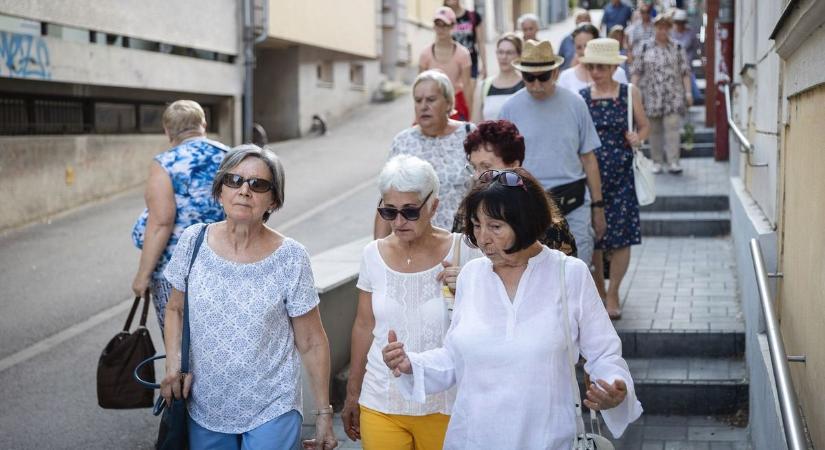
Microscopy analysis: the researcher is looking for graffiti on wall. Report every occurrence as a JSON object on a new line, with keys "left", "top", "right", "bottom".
{"left": 0, "top": 31, "right": 51, "bottom": 79}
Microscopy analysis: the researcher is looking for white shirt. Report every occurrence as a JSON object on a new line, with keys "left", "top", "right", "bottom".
{"left": 557, "top": 66, "right": 629, "bottom": 96}
{"left": 164, "top": 224, "right": 319, "bottom": 433}
{"left": 396, "top": 247, "right": 643, "bottom": 449}
{"left": 356, "top": 234, "right": 481, "bottom": 415}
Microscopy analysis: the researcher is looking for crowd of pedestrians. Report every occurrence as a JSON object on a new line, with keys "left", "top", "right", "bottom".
{"left": 125, "top": 1, "right": 703, "bottom": 449}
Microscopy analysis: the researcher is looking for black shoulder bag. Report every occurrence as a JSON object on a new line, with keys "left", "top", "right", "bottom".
{"left": 134, "top": 224, "right": 207, "bottom": 450}
{"left": 97, "top": 290, "right": 156, "bottom": 409}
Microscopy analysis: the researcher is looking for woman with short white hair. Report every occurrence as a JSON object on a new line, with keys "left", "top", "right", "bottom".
{"left": 375, "top": 70, "right": 475, "bottom": 238}
{"left": 344, "top": 154, "right": 480, "bottom": 450}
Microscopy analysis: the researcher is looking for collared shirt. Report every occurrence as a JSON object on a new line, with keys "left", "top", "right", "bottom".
{"left": 396, "top": 248, "right": 643, "bottom": 449}
{"left": 631, "top": 38, "right": 691, "bottom": 117}
{"left": 603, "top": 2, "right": 633, "bottom": 31}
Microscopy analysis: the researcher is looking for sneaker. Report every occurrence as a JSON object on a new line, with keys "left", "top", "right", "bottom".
{"left": 652, "top": 163, "right": 663, "bottom": 174}
{"left": 668, "top": 162, "right": 683, "bottom": 174}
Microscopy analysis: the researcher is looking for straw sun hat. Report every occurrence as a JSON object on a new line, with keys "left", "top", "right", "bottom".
{"left": 511, "top": 40, "right": 565, "bottom": 73}
{"left": 578, "top": 38, "right": 627, "bottom": 65}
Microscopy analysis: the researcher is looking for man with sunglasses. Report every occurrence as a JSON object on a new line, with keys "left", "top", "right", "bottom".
{"left": 499, "top": 39, "right": 606, "bottom": 270}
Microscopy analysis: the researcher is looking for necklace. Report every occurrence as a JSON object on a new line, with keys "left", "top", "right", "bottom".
{"left": 406, "top": 254, "right": 413, "bottom": 265}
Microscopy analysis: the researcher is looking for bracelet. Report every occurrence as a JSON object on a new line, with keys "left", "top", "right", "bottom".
{"left": 590, "top": 200, "right": 606, "bottom": 208}
{"left": 312, "top": 405, "right": 334, "bottom": 415}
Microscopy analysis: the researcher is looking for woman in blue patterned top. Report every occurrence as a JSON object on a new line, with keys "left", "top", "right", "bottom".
{"left": 161, "top": 145, "right": 337, "bottom": 449}
{"left": 131, "top": 100, "right": 228, "bottom": 329}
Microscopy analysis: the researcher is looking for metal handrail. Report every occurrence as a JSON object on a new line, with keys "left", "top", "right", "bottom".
{"left": 723, "top": 83, "right": 769, "bottom": 167}
{"left": 749, "top": 239, "right": 808, "bottom": 450}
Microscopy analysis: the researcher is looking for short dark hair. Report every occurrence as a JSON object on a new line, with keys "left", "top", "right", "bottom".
{"left": 572, "top": 23, "right": 600, "bottom": 39}
{"left": 462, "top": 168, "right": 551, "bottom": 253}
{"left": 463, "top": 120, "right": 525, "bottom": 166}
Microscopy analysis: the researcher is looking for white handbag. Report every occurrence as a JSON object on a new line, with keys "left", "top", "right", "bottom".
{"left": 559, "top": 255, "right": 616, "bottom": 450}
{"left": 628, "top": 83, "right": 656, "bottom": 206}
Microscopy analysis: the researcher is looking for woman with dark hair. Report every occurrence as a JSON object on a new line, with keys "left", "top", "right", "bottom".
{"left": 382, "top": 168, "right": 642, "bottom": 449}
{"left": 557, "top": 23, "right": 628, "bottom": 95}
{"left": 452, "top": 120, "right": 576, "bottom": 257}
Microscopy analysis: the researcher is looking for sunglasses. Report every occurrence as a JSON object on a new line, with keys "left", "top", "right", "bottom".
{"left": 221, "top": 173, "right": 274, "bottom": 193}
{"left": 521, "top": 71, "right": 554, "bottom": 83}
{"left": 377, "top": 191, "right": 433, "bottom": 221}
{"left": 478, "top": 170, "right": 525, "bottom": 189}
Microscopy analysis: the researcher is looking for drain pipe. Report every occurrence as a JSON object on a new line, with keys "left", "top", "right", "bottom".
{"left": 242, "top": 0, "right": 254, "bottom": 143}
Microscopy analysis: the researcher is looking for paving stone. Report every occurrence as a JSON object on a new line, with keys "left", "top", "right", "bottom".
{"left": 688, "top": 426, "right": 748, "bottom": 442}
{"left": 645, "top": 425, "right": 689, "bottom": 440}
{"left": 665, "top": 441, "right": 711, "bottom": 450}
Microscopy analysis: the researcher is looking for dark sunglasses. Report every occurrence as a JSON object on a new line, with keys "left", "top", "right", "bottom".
{"left": 478, "top": 170, "right": 526, "bottom": 189}
{"left": 521, "top": 70, "right": 554, "bottom": 83}
{"left": 377, "top": 191, "right": 433, "bottom": 221}
{"left": 221, "top": 173, "right": 274, "bottom": 193}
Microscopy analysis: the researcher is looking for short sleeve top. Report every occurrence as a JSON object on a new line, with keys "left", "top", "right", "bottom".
{"left": 163, "top": 224, "right": 320, "bottom": 433}
{"left": 131, "top": 138, "right": 228, "bottom": 279}
{"left": 355, "top": 234, "right": 481, "bottom": 415}
{"left": 389, "top": 124, "right": 475, "bottom": 230}
{"left": 630, "top": 39, "right": 691, "bottom": 117}
{"left": 419, "top": 43, "right": 472, "bottom": 92}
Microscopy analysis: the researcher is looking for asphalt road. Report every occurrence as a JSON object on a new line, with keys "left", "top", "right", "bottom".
{"left": 0, "top": 96, "right": 411, "bottom": 449}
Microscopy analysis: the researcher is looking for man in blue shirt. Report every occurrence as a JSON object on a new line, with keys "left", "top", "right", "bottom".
{"left": 601, "top": 0, "right": 633, "bottom": 34}
{"left": 558, "top": 9, "right": 592, "bottom": 71}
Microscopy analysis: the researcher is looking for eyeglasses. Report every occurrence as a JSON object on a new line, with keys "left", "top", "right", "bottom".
{"left": 377, "top": 191, "right": 433, "bottom": 221}
{"left": 221, "top": 173, "right": 275, "bottom": 193}
{"left": 478, "top": 170, "right": 525, "bottom": 189}
{"left": 583, "top": 63, "right": 612, "bottom": 72}
{"left": 521, "top": 71, "right": 554, "bottom": 83}
{"left": 496, "top": 50, "right": 518, "bottom": 57}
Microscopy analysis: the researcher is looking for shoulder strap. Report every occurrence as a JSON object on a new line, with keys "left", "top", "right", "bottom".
{"left": 451, "top": 233, "right": 462, "bottom": 266}
{"left": 181, "top": 224, "right": 207, "bottom": 374}
{"left": 482, "top": 76, "right": 494, "bottom": 98}
{"left": 627, "top": 83, "right": 633, "bottom": 133}
{"left": 558, "top": 255, "right": 587, "bottom": 437}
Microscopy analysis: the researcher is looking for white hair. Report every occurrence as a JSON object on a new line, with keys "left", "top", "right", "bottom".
{"left": 378, "top": 154, "right": 440, "bottom": 201}
{"left": 517, "top": 13, "right": 541, "bottom": 28}
{"left": 412, "top": 70, "right": 455, "bottom": 113}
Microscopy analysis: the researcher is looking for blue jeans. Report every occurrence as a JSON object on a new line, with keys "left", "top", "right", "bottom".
{"left": 188, "top": 410, "right": 302, "bottom": 450}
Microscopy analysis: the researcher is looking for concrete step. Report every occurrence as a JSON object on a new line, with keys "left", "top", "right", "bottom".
{"left": 577, "top": 357, "right": 747, "bottom": 415}
{"left": 687, "top": 126, "right": 714, "bottom": 144}
{"left": 640, "top": 195, "right": 729, "bottom": 212}
{"left": 618, "top": 329, "right": 745, "bottom": 358}
{"left": 640, "top": 211, "right": 731, "bottom": 237}
{"left": 641, "top": 142, "right": 715, "bottom": 158}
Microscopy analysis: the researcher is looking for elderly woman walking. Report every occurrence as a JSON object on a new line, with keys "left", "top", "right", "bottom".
{"left": 131, "top": 100, "right": 228, "bottom": 329}
{"left": 375, "top": 70, "right": 475, "bottom": 238}
{"left": 383, "top": 168, "right": 642, "bottom": 449}
{"left": 631, "top": 14, "right": 692, "bottom": 174}
{"left": 160, "top": 145, "right": 337, "bottom": 450}
{"left": 344, "top": 154, "right": 480, "bottom": 449}
{"left": 579, "top": 38, "right": 650, "bottom": 319}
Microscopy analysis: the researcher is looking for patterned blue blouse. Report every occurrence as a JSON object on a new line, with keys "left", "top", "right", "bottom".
{"left": 131, "top": 138, "right": 229, "bottom": 279}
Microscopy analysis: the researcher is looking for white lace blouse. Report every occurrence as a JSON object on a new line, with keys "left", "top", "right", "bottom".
{"left": 164, "top": 224, "right": 320, "bottom": 433}
{"left": 356, "top": 233, "right": 481, "bottom": 415}
{"left": 396, "top": 247, "right": 643, "bottom": 449}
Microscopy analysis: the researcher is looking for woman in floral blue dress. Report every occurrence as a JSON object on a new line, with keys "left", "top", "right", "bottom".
{"left": 131, "top": 100, "right": 228, "bottom": 329}
{"left": 579, "top": 38, "right": 650, "bottom": 319}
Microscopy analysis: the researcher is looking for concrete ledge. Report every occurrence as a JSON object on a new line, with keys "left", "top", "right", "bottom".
{"left": 301, "top": 235, "right": 371, "bottom": 425}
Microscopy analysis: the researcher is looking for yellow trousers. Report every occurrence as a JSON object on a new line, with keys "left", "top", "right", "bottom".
{"left": 359, "top": 405, "right": 450, "bottom": 450}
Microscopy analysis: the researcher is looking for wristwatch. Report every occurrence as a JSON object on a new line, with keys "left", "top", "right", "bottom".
{"left": 590, "top": 200, "right": 606, "bottom": 208}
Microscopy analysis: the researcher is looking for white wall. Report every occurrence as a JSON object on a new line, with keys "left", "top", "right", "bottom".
{"left": 0, "top": 0, "right": 239, "bottom": 54}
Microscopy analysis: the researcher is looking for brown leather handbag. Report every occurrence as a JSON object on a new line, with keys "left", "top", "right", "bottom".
{"left": 97, "top": 291, "right": 156, "bottom": 409}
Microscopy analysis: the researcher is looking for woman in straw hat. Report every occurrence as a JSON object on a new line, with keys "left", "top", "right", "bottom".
{"left": 579, "top": 38, "right": 650, "bottom": 320}
{"left": 557, "top": 23, "right": 628, "bottom": 96}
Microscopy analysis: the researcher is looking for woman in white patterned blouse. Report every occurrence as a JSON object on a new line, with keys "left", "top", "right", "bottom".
{"left": 160, "top": 145, "right": 336, "bottom": 450}
{"left": 344, "top": 154, "right": 480, "bottom": 450}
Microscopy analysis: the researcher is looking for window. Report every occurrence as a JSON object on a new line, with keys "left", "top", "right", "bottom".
{"left": 0, "top": 98, "right": 28, "bottom": 134}
{"left": 316, "top": 61, "right": 334, "bottom": 87}
{"left": 94, "top": 103, "right": 136, "bottom": 133}
{"left": 139, "top": 104, "right": 165, "bottom": 133}
{"left": 33, "top": 99, "right": 84, "bottom": 134}
{"left": 350, "top": 63, "right": 365, "bottom": 89}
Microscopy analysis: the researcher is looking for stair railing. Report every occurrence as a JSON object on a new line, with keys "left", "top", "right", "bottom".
{"left": 749, "top": 239, "right": 808, "bottom": 450}
{"left": 723, "top": 83, "right": 769, "bottom": 167}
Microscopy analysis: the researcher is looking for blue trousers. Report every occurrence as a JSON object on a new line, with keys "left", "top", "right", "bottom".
{"left": 188, "top": 410, "right": 302, "bottom": 450}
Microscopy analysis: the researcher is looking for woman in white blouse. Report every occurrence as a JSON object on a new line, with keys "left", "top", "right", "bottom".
{"left": 382, "top": 168, "right": 642, "bottom": 449}
{"left": 343, "top": 154, "right": 480, "bottom": 450}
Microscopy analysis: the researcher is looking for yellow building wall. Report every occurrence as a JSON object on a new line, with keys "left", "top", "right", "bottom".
{"left": 268, "top": 0, "right": 376, "bottom": 58}
{"left": 407, "top": 0, "right": 444, "bottom": 27}
{"left": 778, "top": 84, "right": 825, "bottom": 449}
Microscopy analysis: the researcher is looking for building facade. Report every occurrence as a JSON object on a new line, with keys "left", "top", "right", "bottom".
{"left": 0, "top": 0, "right": 243, "bottom": 231}
{"left": 730, "top": 0, "right": 825, "bottom": 447}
